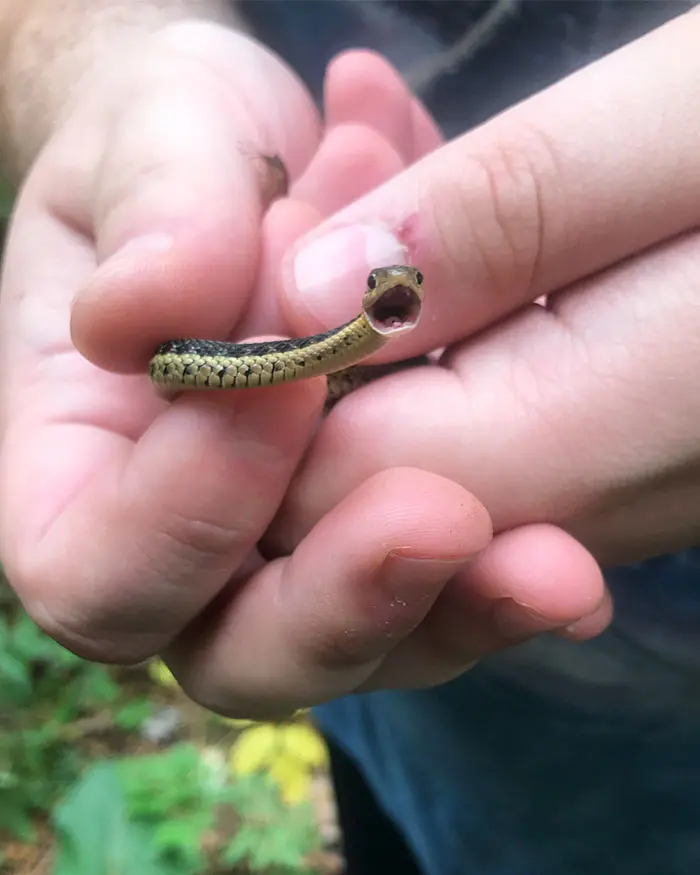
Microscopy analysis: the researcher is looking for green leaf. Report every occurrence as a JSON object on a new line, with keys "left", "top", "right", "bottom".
{"left": 77, "top": 665, "right": 121, "bottom": 706}
{"left": 0, "top": 652, "right": 31, "bottom": 704}
{"left": 52, "top": 762, "right": 173, "bottom": 875}
{"left": 220, "top": 773, "right": 321, "bottom": 872}
{"left": 10, "top": 614, "right": 69, "bottom": 663}
{"left": 119, "top": 743, "right": 213, "bottom": 821}
{"left": 153, "top": 814, "right": 211, "bottom": 871}
{"left": 113, "top": 698, "right": 153, "bottom": 731}
{"left": 0, "top": 791, "right": 35, "bottom": 842}
{"left": 222, "top": 829, "right": 258, "bottom": 866}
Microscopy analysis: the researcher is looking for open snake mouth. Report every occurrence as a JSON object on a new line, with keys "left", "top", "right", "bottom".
{"left": 367, "top": 284, "right": 422, "bottom": 335}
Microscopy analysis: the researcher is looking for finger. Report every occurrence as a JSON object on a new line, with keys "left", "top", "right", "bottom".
{"left": 0, "top": 375, "right": 325, "bottom": 663}
{"left": 280, "top": 10, "right": 700, "bottom": 361}
{"left": 165, "top": 468, "right": 492, "bottom": 719}
{"left": 290, "top": 124, "right": 404, "bottom": 216}
{"left": 361, "top": 525, "right": 609, "bottom": 690}
{"left": 556, "top": 588, "right": 613, "bottom": 642}
{"left": 0, "top": 29, "right": 328, "bottom": 666}
{"left": 324, "top": 49, "right": 442, "bottom": 163}
{"left": 64, "top": 36, "right": 320, "bottom": 375}
{"left": 272, "top": 225, "right": 700, "bottom": 567}
{"left": 409, "top": 97, "right": 444, "bottom": 158}
{"left": 235, "top": 196, "right": 323, "bottom": 339}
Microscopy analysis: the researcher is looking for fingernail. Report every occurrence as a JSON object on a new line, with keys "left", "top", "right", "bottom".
{"left": 494, "top": 598, "right": 567, "bottom": 643}
{"left": 561, "top": 618, "right": 593, "bottom": 638}
{"left": 559, "top": 602, "right": 611, "bottom": 640}
{"left": 289, "top": 224, "right": 407, "bottom": 324}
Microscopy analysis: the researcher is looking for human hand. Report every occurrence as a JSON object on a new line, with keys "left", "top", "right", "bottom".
{"left": 0, "top": 35, "right": 608, "bottom": 716}
{"left": 0, "top": 19, "right": 319, "bottom": 664}
{"left": 271, "top": 9, "right": 700, "bottom": 570}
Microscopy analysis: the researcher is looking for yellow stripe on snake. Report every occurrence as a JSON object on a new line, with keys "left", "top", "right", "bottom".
{"left": 148, "top": 265, "right": 425, "bottom": 405}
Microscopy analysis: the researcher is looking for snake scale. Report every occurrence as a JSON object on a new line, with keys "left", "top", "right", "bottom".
{"left": 148, "top": 265, "right": 426, "bottom": 405}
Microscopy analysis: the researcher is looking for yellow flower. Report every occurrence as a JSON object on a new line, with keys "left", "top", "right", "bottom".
{"left": 230, "top": 724, "right": 280, "bottom": 773}
{"left": 148, "top": 658, "right": 179, "bottom": 688}
{"left": 228, "top": 720, "right": 328, "bottom": 805}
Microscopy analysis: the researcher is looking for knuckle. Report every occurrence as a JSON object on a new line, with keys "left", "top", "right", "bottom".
{"left": 430, "top": 120, "right": 560, "bottom": 301}
{"left": 3, "top": 558, "right": 164, "bottom": 665}
{"left": 158, "top": 509, "right": 247, "bottom": 565}
{"left": 21, "top": 593, "right": 160, "bottom": 666}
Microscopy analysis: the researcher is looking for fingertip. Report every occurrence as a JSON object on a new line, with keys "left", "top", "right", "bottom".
{"left": 71, "top": 225, "right": 259, "bottom": 374}
{"left": 556, "top": 588, "right": 614, "bottom": 640}
{"left": 291, "top": 123, "right": 405, "bottom": 217}
{"left": 368, "top": 466, "right": 494, "bottom": 556}
{"left": 469, "top": 524, "right": 607, "bottom": 624}
{"left": 324, "top": 49, "right": 416, "bottom": 163}
{"left": 263, "top": 196, "right": 323, "bottom": 243}
{"left": 365, "top": 524, "right": 609, "bottom": 687}
{"left": 410, "top": 98, "right": 444, "bottom": 158}
{"left": 324, "top": 50, "right": 443, "bottom": 162}
{"left": 277, "top": 469, "right": 491, "bottom": 670}
{"left": 309, "top": 466, "right": 493, "bottom": 563}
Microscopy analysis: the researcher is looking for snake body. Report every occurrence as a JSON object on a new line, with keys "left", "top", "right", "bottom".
{"left": 149, "top": 265, "right": 425, "bottom": 400}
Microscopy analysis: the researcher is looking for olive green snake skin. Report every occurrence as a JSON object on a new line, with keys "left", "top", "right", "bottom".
{"left": 148, "top": 265, "right": 425, "bottom": 404}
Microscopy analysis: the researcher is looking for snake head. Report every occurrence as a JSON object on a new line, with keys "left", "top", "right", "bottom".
{"left": 362, "top": 265, "right": 425, "bottom": 336}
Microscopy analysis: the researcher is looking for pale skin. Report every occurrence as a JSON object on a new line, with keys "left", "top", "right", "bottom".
{"left": 1, "top": 1, "right": 694, "bottom": 718}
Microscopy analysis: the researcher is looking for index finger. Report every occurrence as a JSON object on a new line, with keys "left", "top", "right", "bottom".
{"left": 280, "top": 9, "right": 700, "bottom": 359}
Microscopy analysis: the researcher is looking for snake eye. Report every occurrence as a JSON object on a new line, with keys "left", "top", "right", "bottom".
{"left": 367, "top": 271, "right": 377, "bottom": 290}
{"left": 415, "top": 270, "right": 424, "bottom": 285}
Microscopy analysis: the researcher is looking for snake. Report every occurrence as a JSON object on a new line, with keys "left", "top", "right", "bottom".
{"left": 148, "top": 264, "right": 426, "bottom": 406}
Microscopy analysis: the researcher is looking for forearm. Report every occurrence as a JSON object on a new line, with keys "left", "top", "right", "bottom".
{"left": 0, "top": 0, "right": 245, "bottom": 181}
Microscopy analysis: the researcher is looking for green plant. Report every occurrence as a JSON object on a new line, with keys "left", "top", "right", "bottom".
{"left": 52, "top": 744, "right": 322, "bottom": 875}
{"left": 0, "top": 583, "right": 152, "bottom": 842}
{"left": 222, "top": 772, "right": 319, "bottom": 874}
{"left": 52, "top": 762, "right": 171, "bottom": 875}
{"left": 1, "top": 578, "right": 324, "bottom": 872}
{"left": 119, "top": 743, "right": 221, "bottom": 872}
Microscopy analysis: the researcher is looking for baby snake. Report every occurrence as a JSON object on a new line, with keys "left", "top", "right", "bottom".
{"left": 148, "top": 265, "right": 425, "bottom": 404}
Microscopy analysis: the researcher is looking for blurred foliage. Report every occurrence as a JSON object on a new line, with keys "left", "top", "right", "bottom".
{"left": 149, "top": 658, "right": 328, "bottom": 806}
{"left": 52, "top": 747, "right": 321, "bottom": 875}
{"left": 52, "top": 763, "right": 169, "bottom": 875}
{"left": 0, "top": 579, "right": 152, "bottom": 843}
{"left": 1, "top": 578, "right": 331, "bottom": 874}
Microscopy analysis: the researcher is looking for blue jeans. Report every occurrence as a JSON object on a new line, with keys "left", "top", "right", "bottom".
{"left": 315, "top": 551, "right": 700, "bottom": 875}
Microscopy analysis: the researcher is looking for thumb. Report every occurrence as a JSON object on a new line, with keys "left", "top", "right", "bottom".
{"left": 69, "top": 27, "right": 320, "bottom": 374}
{"left": 280, "top": 12, "right": 700, "bottom": 360}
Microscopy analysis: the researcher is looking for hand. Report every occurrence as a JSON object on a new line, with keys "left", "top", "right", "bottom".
{"left": 0, "top": 19, "right": 321, "bottom": 662}
{"left": 271, "top": 9, "right": 700, "bottom": 570}
{"left": 0, "top": 35, "right": 608, "bottom": 717}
